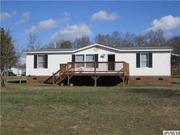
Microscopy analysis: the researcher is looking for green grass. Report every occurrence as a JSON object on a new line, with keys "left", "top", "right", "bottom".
{"left": 1, "top": 82, "right": 180, "bottom": 135}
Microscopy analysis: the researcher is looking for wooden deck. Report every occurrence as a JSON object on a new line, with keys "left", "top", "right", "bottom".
{"left": 44, "top": 61, "right": 129, "bottom": 86}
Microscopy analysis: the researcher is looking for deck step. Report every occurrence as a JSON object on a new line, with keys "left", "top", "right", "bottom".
{"left": 44, "top": 64, "right": 70, "bottom": 84}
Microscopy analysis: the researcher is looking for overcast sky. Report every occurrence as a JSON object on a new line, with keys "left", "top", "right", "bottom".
{"left": 1, "top": 1, "right": 180, "bottom": 50}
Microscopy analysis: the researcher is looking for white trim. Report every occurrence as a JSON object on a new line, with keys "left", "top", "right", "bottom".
{"left": 73, "top": 44, "right": 121, "bottom": 53}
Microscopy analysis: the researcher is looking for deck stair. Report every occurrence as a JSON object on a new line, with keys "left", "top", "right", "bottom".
{"left": 44, "top": 64, "right": 72, "bottom": 84}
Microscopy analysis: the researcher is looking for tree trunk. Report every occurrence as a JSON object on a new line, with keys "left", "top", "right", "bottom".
{"left": 1, "top": 75, "right": 6, "bottom": 87}
{"left": 1, "top": 66, "right": 8, "bottom": 88}
{"left": 0, "top": 70, "right": 6, "bottom": 87}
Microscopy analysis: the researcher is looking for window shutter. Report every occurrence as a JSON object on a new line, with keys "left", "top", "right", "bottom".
{"left": 44, "top": 54, "right": 48, "bottom": 68}
{"left": 34, "top": 55, "right": 37, "bottom": 68}
{"left": 136, "top": 53, "right": 140, "bottom": 68}
{"left": 72, "top": 55, "right": 75, "bottom": 62}
{"left": 95, "top": 54, "right": 98, "bottom": 68}
{"left": 72, "top": 55, "right": 75, "bottom": 68}
{"left": 149, "top": 53, "right": 152, "bottom": 68}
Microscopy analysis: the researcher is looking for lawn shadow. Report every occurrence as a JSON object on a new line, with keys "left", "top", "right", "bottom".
{"left": 125, "top": 88, "right": 180, "bottom": 98}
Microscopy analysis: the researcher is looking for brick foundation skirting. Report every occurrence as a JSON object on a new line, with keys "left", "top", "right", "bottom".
{"left": 27, "top": 75, "right": 172, "bottom": 85}
{"left": 129, "top": 76, "right": 171, "bottom": 85}
{"left": 27, "top": 76, "right": 50, "bottom": 83}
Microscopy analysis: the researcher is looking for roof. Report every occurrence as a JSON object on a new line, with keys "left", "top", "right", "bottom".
{"left": 28, "top": 48, "right": 75, "bottom": 52}
{"left": 25, "top": 43, "right": 172, "bottom": 54}
{"left": 116, "top": 46, "right": 172, "bottom": 50}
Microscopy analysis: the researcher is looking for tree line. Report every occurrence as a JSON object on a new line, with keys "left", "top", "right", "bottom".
{"left": 26, "top": 30, "right": 180, "bottom": 55}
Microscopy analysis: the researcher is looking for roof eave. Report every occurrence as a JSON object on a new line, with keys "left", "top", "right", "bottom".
{"left": 25, "top": 44, "right": 173, "bottom": 54}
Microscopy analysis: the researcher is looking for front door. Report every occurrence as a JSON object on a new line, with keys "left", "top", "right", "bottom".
{"left": 108, "top": 54, "right": 115, "bottom": 70}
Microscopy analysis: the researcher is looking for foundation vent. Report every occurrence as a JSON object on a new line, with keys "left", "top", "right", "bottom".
{"left": 136, "top": 77, "right": 141, "bottom": 80}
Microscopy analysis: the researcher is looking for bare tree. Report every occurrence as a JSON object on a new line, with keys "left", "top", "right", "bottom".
{"left": 121, "top": 33, "right": 136, "bottom": 47}
{"left": 134, "top": 35, "right": 146, "bottom": 47}
{"left": 45, "top": 42, "right": 58, "bottom": 49}
{"left": 60, "top": 41, "right": 72, "bottom": 48}
{"left": 26, "top": 32, "right": 41, "bottom": 50}
{"left": 144, "top": 30, "right": 167, "bottom": 46}
{"left": 95, "top": 34, "right": 112, "bottom": 46}
{"left": 0, "top": 27, "right": 18, "bottom": 87}
{"left": 168, "top": 36, "right": 180, "bottom": 54}
{"left": 111, "top": 32, "right": 122, "bottom": 47}
{"left": 95, "top": 32, "right": 136, "bottom": 47}
{"left": 73, "top": 36, "right": 91, "bottom": 48}
{"left": 95, "top": 34, "right": 105, "bottom": 45}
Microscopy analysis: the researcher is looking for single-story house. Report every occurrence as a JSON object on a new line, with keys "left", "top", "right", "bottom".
{"left": 25, "top": 44, "right": 172, "bottom": 86}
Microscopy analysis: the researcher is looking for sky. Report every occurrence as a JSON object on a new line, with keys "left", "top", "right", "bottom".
{"left": 1, "top": 1, "right": 180, "bottom": 51}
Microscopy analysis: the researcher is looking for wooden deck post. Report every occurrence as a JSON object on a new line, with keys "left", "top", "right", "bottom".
{"left": 94, "top": 62, "right": 96, "bottom": 74}
{"left": 122, "top": 76, "right": 125, "bottom": 87}
{"left": 126, "top": 76, "right": 129, "bottom": 86}
{"left": 91, "top": 75, "right": 99, "bottom": 87}
{"left": 94, "top": 76, "right": 97, "bottom": 87}
{"left": 94, "top": 62, "right": 97, "bottom": 87}
{"left": 67, "top": 75, "right": 70, "bottom": 86}
{"left": 52, "top": 72, "right": 55, "bottom": 84}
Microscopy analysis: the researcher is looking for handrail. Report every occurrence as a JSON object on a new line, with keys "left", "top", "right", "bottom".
{"left": 68, "top": 61, "right": 126, "bottom": 64}
{"left": 44, "top": 64, "right": 68, "bottom": 84}
{"left": 171, "top": 64, "right": 180, "bottom": 77}
{"left": 67, "top": 61, "right": 129, "bottom": 74}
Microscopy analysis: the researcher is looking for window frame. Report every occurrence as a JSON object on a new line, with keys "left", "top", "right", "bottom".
{"left": 75, "top": 55, "right": 84, "bottom": 67}
{"left": 140, "top": 53, "right": 149, "bottom": 68}
{"left": 86, "top": 54, "right": 95, "bottom": 68}
{"left": 136, "top": 52, "right": 152, "bottom": 68}
{"left": 37, "top": 55, "right": 46, "bottom": 68}
{"left": 75, "top": 55, "right": 84, "bottom": 62}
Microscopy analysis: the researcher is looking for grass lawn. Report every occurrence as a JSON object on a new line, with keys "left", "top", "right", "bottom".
{"left": 1, "top": 81, "right": 180, "bottom": 135}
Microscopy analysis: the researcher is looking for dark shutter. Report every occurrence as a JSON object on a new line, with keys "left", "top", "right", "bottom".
{"left": 34, "top": 55, "right": 37, "bottom": 68}
{"left": 44, "top": 54, "right": 48, "bottom": 68}
{"left": 136, "top": 53, "right": 140, "bottom": 68}
{"left": 72, "top": 55, "right": 75, "bottom": 62}
{"left": 149, "top": 53, "right": 152, "bottom": 68}
{"left": 95, "top": 54, "right": 98, "bottom": 68}
{"left": 72, "top": 55, "right": 75, "bottom": 68}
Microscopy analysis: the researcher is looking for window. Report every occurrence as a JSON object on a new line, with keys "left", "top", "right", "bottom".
{"left": 136, "top": 53, "right": 152, "bottom": 68}
{"left": 38, "top": 55, "right": 45, "bottom": 68}
{"left": 86, "top": 55, "right": 95, "bottom": 68}
{"left": 34, "top": 54, "right": 48, "bottom": 69}
{"left": 75, "top": 55, "right": 84, "bottom": 67}
{"left": 72, "top": 54, "right": 98, "bottom": 68}
{"left": 140, "top": 53, "right": 149, "bottom": 67}
{"left": 75, "top": 55, "right": 84, "bottom": 62}
{"left": 86, "top": 55, "right": 95, "bottom": 61}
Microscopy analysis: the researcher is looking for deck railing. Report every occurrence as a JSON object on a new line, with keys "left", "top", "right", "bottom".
{"left": 66, "top": 61, "right": 129, "bottom": 75}
{"left": 172, "top": 64, "right": 180, "bottom": 78}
